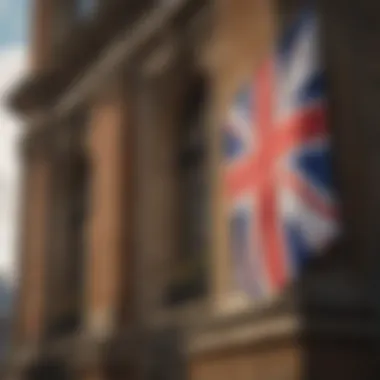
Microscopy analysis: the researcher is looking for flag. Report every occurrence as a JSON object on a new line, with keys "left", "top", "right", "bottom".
{"left": 223, "top": 5, "right": 340, "bottom": 299}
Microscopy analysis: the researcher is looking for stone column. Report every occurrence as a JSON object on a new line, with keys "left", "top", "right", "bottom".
{"left": 15, "top": 141, "right": 51, "bottom": 345}
{"left": 30, "top": 0, "right": 56, "bottom": 72}
{"left": 206, "top": 0, "right": 276, "bottom": 312}
{"left": 84, "top": 82, "right": 129, "bottom": 337}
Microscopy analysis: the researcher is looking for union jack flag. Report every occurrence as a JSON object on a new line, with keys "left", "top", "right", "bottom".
{"left": 223, "top": 5, "right": 340, "bottom": 299}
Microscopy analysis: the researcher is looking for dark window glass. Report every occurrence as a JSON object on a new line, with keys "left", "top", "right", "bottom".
{"left": 47, "top": 151, "right": 89, "bottom": 338}
{"left": 166, "top": 77, "right": 209, "bottom": 305}
{"left": 65, "top": 153, "right": 88, "bottom": 319}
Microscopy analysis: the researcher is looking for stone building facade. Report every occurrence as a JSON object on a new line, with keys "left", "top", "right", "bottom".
{"left": 6, "top": 0, "right": 380, "bottom": 379}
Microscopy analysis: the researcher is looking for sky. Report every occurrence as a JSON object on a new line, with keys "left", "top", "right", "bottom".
{"left": 0, "top": 0, "right": 28, "bottom": 282}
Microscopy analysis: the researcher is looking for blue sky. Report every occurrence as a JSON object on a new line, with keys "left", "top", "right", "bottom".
{"left": 0, "top": 0, "right": 28, "bottom": 282}
{"left": 0, "top": 0, "right": 28, "bottom": 48}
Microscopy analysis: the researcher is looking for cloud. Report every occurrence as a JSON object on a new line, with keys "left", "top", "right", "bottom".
{"left": 0, "top": 46, "right": 25, "bottom": 282}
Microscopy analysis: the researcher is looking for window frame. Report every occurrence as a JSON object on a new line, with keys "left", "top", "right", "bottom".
{"left": 132, "top": 43, "right": 215, "bottom": 327}
{"left": 43, "top": 115, "right": 90, "bottom": 340}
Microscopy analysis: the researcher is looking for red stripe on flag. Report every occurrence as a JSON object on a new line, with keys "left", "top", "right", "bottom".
{"left": 257, "top": 182, "right": 287, "bottom": 289}
{"left": 225, "top": 106, "right": 326, "bottom": 199}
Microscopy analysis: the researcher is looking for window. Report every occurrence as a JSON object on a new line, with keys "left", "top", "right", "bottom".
{"left": 63, "top": 152, "right": 88, "bottom": 329}
{"left": 165, "top": 77, "right": 209, "bottom": 305}
{"left": 46, "top": 141, "right": 89, "bottom": 338}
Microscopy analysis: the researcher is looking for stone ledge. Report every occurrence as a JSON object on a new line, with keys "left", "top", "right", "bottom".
{"left": 186, "top": 314, "right": 298, "bottom": 356}
{"left": 185, "top": 271, "right": 380, "bottom": 357}
{"left": 185, "top": 303, "right": 380, "bottom": 357}
{"left": 9, "top": 0, "right": 208, "bottom": 120}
